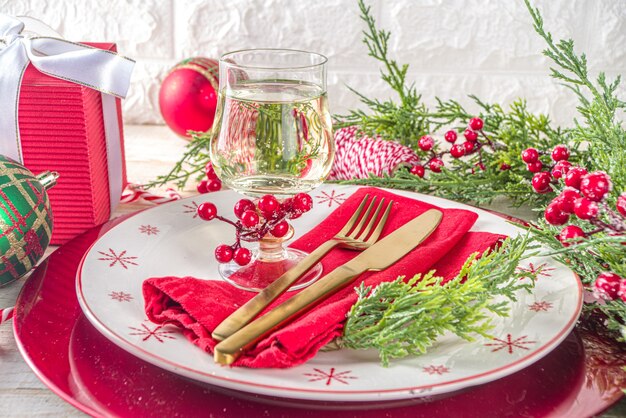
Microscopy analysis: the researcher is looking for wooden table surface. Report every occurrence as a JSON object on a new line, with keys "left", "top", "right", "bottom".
{"left": 0, "top": 125, "right": 623, "bottom": 417}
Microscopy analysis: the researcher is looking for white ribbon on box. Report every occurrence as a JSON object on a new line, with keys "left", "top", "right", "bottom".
{"left": 0, "top": 14, "right": 135, "bottom": 213}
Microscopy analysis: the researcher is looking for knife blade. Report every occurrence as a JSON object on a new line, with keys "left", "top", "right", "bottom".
{"left": 213, "top": 208, "right": 443, "bottom": 365}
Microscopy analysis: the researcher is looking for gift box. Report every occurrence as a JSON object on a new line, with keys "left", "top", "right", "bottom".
{"left": 15, "top": 43, "right": 129, "bottom": 244}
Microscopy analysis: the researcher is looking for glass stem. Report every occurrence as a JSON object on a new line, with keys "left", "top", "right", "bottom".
{"left": 257, "top": 225, "right": 294, "bottom": 262}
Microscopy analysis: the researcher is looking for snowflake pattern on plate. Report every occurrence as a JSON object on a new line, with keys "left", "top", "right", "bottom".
{"left": 128, "top": 323, "right": 176, "bottom": 343}
{"left": 315, "top": 190, "right": 347, "bottom": 208}
{"left": 485, "top": 334, "right": 536, "bottom": 354}
{"left": 97, "top": 249, "right": 138, "bottom": 269}
{"left": 517, "top": 262, "right": 555, "bottom": 280}
{"left": 183, "top": 201, "right": 199, "bottom": 218}
{"left": 528, "top": 301, "right": 553, "bottom": 312}
{"left": 304, "top": 367, "right": 357, "bottom": 385}
{"left": 138, "top": 224, "right": 159, "bottom": 235}
{"left": 109, "top": 291, "right": 133, "bottom": 302}
{"left": 422, "top": 365, "right": 450, "bottom": 375}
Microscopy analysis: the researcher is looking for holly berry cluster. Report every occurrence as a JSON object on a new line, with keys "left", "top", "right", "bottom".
{"left": 196, "top": 162, "right": 222, "bottom": 194}
{"left": 196, "top": 193, "right": 313, "bottom": 266}
{"left": 524, "top": 145, "right": 626, "bottom": 302}
{"left": 409, "top": 117, "right": 504, "bottom": 177}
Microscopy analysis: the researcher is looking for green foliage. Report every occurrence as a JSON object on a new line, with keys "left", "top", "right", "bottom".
{"left": 340, "top": 235, "right": 538, "bottom": 366}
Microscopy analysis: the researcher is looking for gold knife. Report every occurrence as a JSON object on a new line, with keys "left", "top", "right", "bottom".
{"left": 213, "top": 208, "right": 443, "bottom": 365}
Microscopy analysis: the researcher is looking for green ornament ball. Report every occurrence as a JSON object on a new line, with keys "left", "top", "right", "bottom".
{"left": 0, "top": 155, "right": 58, "bottom": 286}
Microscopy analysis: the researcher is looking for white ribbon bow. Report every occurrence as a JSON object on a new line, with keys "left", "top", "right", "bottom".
{"left": 0, "top": 14, "right": 135, "bottom": 211}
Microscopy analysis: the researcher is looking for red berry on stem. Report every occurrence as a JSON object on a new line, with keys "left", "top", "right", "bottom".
{"left": 214, "top": 245, "right": 233, "bottom": 263}
{"left": 450, "top": 144, "right": 465, "bottom": 158}
{"left": 410, "top": 165, "right": 425, "bottom": 178}
{"left": 544, "top": 202, "right": 570, "bottom": 225}
{"left": 464, "top": 129, "right": 478, "bottom": 142}
{"left": 527, "top": 161, "right": 543, "bottom": 173}
{"left": 564, "top": 167, "right": 588, "bottom": 189}
{"left": 234, "top": 199, "right": 255, "bottom": 219}
{"left": 580, "top": 171, "right": 612, "bottom": 202}
{"left": 207, "top": 179, "right": 222, "bottom": 192}
{"left": 271, "top": 220, "right": 289, "bottom": 238}
{"left": 258, "top": 195, "right": 280, "bottom": 215}
{"left": 233, "top": 247, "right": 252, "bottom": 266}
{"left": 196, "top": 180, "right": 209, "bottom": 194}
{"left": 429, "top": 158, "right": 444, "bottom": 173}
{"left": 521, "top": 148, "right": 539, "bottom": 164}
{"left": 418, "top": 135, "right": 435, "bottom": 151}
{"left": 468, "top": 117, "right": 484, "bottom": 131}
{"left": 551, "top": 145, "right": 570, "bottom": 162}
{"left": 617, "top": 193, "right": 626, "bottom": 216}
{"left": 558, "top": 225, "right": 585, "bottom": 246}
{"left": 557, "top": 187, "right": 581, "bottom": 213}
{"left": 463, "top": 141, "right": 475, "bottom": 153}
{"left": 240, "top": 210, "right": 260, "bottom": 228}
{"left": 500, "top": 163, "right": 511, "bottom": 171}
{"left": 444, "top": 130, "right": 458, "bottom": 143}
{"left": 551, "top": 160, "right": 571, "bottom": 179}
{"left": 618, "top": 279, "right": 626, "bottom": 302}
{"left": 532, "top": 172, "right": 552, "bottom": 194}
{"left": 293, "top": 193, "right": 313, "bottom": 212}
{"left": 205, "top": 162, "right": 218, "bottom": 180}
{"left": 594, "top": 272, "right": 623, "bottom": 300}
{"left": 197, "top": 202, "right": 217, "bottom": 220}
{"left": 573, "top": 197, "right": 599, "bottom": 220}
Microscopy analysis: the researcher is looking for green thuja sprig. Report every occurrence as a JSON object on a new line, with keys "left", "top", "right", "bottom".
{"left": 339, "top": 235, "right": 538, "bottom": 366}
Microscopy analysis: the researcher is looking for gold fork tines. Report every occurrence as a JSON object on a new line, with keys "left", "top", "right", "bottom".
{"left": 211, "top": 194, "right": 394, "bottom": 341}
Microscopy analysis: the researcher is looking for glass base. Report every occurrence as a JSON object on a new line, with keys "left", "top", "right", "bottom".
{"left": 218, "top": 248, "right": 323, "bottom": 292}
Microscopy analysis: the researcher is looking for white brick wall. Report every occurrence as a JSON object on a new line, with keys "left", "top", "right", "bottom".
{"left": 3, "top": 0, "right": 625, "bottom": 128}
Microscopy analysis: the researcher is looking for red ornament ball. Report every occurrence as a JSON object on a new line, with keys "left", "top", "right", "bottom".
{"left": 233, "top": 247, "right": 252, "bottom": 266}
{"left": 410, "top": 165, "right": 425, "bottom": 178}
{"left": 617, "top": 193, "right": 626, "bottom": 216}
{"left": 558, "top": 225, "right": 585, "bottom": 246}
{"left": 214, "top": 245, "right": 233, "bottom": 263}
{"left": 444, "top": 130, "right": 458, "bottom": 143}
{"left": 551, "top": 145, "right": 570, "bottom": 162}
{"left": 468, "top": 117, "right": 484, "bottom": 131}
{"left": 418, "top": 135, "right": 435, "bottom": 151}
{"left": 579, "top": 171, "right": 612, "bottom": 202}
{"left": 521, "top": 148, "right": 539, "bottom": 164}
{"left": 159, "top": 57, "right": 219, "bottom": 139}
{"left": 197, "top": 202, "right": 218, "bottom": 220}
{"left": 544, "top": 202, "right": 569, "bottom": 225}
{"left": 532, "top": 172, "right": 552, "bottom": 194}
{"left": 594, "top": 272, "right": 623, "bottom": 300}
{"left": 564, "top": 167, "right": 587, "bottom": 189}
{"left": 464, "top": 129, "right": 478, "bottom": 142}
{"left": 429, "top": 158, "right": 444, "bottom": 173}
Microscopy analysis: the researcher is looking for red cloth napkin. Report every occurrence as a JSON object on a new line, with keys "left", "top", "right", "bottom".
{"left": 144, "top": 187, "right": 504, "bottom": 368}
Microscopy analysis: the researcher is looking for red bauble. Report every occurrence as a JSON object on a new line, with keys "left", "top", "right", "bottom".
{"left": 159, "top": 57, "right": 219, "bottom": 139}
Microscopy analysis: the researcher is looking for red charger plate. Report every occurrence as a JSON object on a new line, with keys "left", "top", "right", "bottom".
{"left": 13, "top": 217, "right": 626, "bottom": 417}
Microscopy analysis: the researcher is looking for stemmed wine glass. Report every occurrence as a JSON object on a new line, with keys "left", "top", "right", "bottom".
{"left": 209, "top": 49, "right": 334, "bottom": 292}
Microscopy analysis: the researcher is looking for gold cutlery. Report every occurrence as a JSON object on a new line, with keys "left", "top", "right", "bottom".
{"left": 213, "top": 208, "right": 443, "bottom": 365}
{"left": 212, "top": 194, "right": 393, "bottom": 341}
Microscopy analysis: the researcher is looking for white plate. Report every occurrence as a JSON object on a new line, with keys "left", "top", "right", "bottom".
{"left": 76, "top": 184, "right": 582, "bottom": 402}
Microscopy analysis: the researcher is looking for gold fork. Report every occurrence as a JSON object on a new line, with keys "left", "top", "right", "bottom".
{"left": 211, "top": 194, "right": 393, "bottom": 341}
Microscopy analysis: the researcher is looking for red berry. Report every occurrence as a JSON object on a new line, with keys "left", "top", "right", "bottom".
{"left": 207, "top": 179, "right": 222, "bottom": 192}
{"left": 521, "top": 148, "right": 539, "bottom": 164}
{"left": 463, "top": 141, "right": 475, "bottom": 153}
{"left": 233, "top": 247, "right": 252, "bottom": 266}
{"left": 293, "top": 193, "right": 313, "bottom": 212}
{"left": 468, "top": 117, "right": 484, "bottom": 131}
{"left": 544, "top": 202, "right": 569, "bottom": 225}
{"left": 450, "top": 144, "right": 465, "bottom": 158}
{"left": 410, "top": 165, "right": 425, "bottom": 178}
{"left": 240, "top": 210, "right": 260, "bottom": 228}
{"left": 532, "top": 172, "right": 552, "bottom": 194}
{"left": 551, "top": 145, "right": 570, "bottom": 162}
{"left": 617, "top": 193, "right": 626, "bottom": 216}
{"left": 580, "top": 171, "right": 612, "bottom": 202}
{"left": 234, "top": 199, "right": 255, "bottom": 219}
{"left": 473, "top": 162, "right": 486, "bottom": 172}
{"left": 197, "top": 202, "right": 218, "bottom": 220}
{"left": 196, "top": 180, "right": 209, "bottom": 194}
{"left": 270, "top": 220, "right": 289, "bottom": 238}
{"left": 500, "top": 163, "right": 511, "bottom": 171}
{"left": 418, "top": 135, "right": 435, "bottom": 151}
{"left": 429, "top": 158, "right": 444, "bottom": 173}
{"left": 214, "top": 245, "right": 233, "bottom": 263}
{"left": 258, "top": 195, "right": 280, "bottom": 215}
{"left": 558, "top": 225, "right": 585, "bottom": 246}
{"left": 573, "top": 197, "right": 599, "bottom": 220}
{"left": 527, "top": 161, "right": 543, "bottom": 173}
{"left": 205, "top": 162, "right": 218, "bottom": 180}
{"left": 594, "top": 272, "right": 623, "bottom": 300}
{"left": 618, "top": 279, "right": 626, "bottom": 302}
{"left": 564, "top": 167, "right": 587, "bottom": 189}
{"left": 551, "top": 160, "right": 571, "bottom": 179}
{"left": 464, "top": 129, "right": 478, "bottom": 142}
{"left": 557, "top": 187, "right": 581, "bottom": 213}
{"left": 444, "top": 130, "right": 458, "bottom": 143}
